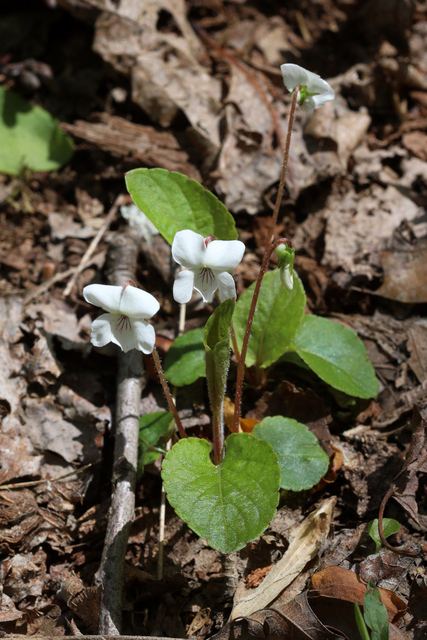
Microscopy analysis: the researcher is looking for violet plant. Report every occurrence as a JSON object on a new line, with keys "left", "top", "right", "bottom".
{"left": 84, "top": 67, "right": 378, "bottom": 553}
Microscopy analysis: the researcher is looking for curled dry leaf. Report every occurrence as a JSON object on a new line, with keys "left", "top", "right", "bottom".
{"left": 311, "top": 565, "right": 407, "bottom": 623}
{"left": 231, "top": 497, "right": 336, "bottom": 619}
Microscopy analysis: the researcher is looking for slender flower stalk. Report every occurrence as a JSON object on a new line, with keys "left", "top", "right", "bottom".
{"left": 151, "top": 347, "right": 187, "bottom": 440}
{"left": 232, "top": 87, "right": 300, "bottom": 432}
{"left": 264, "top": 84, "right": 300, "bottom": 253}
{"left": 233, "top": 238, "right": 292, "bottom": 431}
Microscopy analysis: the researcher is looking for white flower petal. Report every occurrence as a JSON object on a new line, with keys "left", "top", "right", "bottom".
{"left": 119, "top": 285, "right": 160, "bottom": 319}
{"left": 90, "top": 313, "right": 115, "bottom": 347}
{"left": 173, "top": 270, "right": 195, "bottom": 304}
{"left": 107, "top": 313, "right": 140, "bottom": 352}
{"left": 205, "top": 240, "right": 245, "bottom": 271}
{"left": 84, "top": 284, "right": 123, "bottom": 313}
{"left": 193, "top": 268, "right": 219, "bottom": 303}
{"left": 306, "top": 73, "right": 333, "bottom": 96}
{"left": 280, "top": 63, "right": 309, "bottom": 92}
{"left": 132, "top": 320, "right": 156, "bottom": 354}
{"left": 281, "top": 63, "right": 334, "bottom": 113}
{"left": 300, "top": 96, "right": 316, "bottom": 114}
{"left": 216, "top": 271, "right": 237, "bottom": 301}
{"left": 172, "top": 230, "right": 206, "bottom": 269}
{"left": 312, "top": 87, "right": 335, "bottom": 108}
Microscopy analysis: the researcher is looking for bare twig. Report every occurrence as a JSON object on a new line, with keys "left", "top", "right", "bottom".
{"left": 94, "top": 231, "right": 147, "bottom": 634}
{"left": 0, "top": 463, "right": 93, "bottom": 491}
{"left": 63, "top": 194, "right": 123, "bottom": 297}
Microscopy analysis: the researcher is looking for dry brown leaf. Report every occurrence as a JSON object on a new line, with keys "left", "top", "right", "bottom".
{"left": 311, "top": 565, "right": 407, "bottom": 623}
{"left": 231, "top": 497, "right": 336, "bottom": 619}
{"left": 376, "top": 246, "right": 427, "bottom": 303}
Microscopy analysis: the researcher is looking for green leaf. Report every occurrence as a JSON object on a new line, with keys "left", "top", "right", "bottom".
{"left": 161, "top": 433, "right": 280, "bottom": 552}
{"left": 204, "top": 299, "right": 235, "bottom": 424}
{"left": 292, "top": 315, "right": 379, "bottom": 399}
{"left": 253, "top": 416, "right": 329, "bottom": 491}
{"left": 368, "top": 518, "right": 401, "bottom": 554}
{"left": 0, "top": 86, "right": 74, "bottom": 174}
{"left": 363, "top": 583, "right": 389, "bottom": 640}
{"left": 125, "top": 168, "right": 237, "bottom": 245}
{"left": 138, "top": 411, "right": 174, "bottom": 477}
{"left": 233, "top": 270, "right": 306, "bottom": 368}
{"left": 164, "top": 328, "right": 206, "bottom": 386}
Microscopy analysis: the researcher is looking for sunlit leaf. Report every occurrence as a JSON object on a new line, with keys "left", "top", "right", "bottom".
{"left": 125, "top": 168, "right": 237, "bottom": 245}
{"left": 0, "top": 86, "right": 73, "bottom": 174}
{"left": 291, "top": 315, "right": 379, "bottom": 398}
{"left": 233, "top": 270, "right": 306, "bottom": 368}
{"left": 254, "top": 416, "right": 329, "bottom": 491}
{"left": 162, "top": 433, "right": 280, "bottom": 552}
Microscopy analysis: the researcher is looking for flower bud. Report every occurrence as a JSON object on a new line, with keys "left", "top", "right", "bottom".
{"left": 275, "top": 244, "right": 295, "bottom": 290}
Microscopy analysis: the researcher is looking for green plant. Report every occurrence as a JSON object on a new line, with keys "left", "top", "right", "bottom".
{"left": 0, "top": 86, "right": 73, "bottom": 174}
{"left": 368, "top": 518, "right": 401, "bottom": 553}
{"left": 85, "top": 68, "right": 379, "bottom": 552}
{"left": 355, "top": 582, "right": 389, "bottom": 640}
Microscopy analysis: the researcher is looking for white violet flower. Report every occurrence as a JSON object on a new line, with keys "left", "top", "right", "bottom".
{"left": 280, "top": 63, "right": 335, "bottom": 115}
{"left": 83, "top": 282, "right": 159, "bottom": 354}
{"left": 172, "top": 229, "right": 245, "bottom": 304}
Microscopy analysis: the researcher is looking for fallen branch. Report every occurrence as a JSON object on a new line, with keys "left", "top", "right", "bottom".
{"left": 94, "top": 231, "right": 146, "bottom": 634}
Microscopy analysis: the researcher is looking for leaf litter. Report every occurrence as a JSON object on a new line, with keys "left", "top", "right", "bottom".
{"left": 0, "top": 0, "right": 427, "bottom": 638}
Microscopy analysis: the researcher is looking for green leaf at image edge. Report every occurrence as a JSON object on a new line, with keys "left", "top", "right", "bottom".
{"left": 164, "top": 328, "right": 206, "bottom": 386}
{"left": 125, "top": 168, "right": 237, "bottom": 245}
{"left": 161, "top": 433, "right": 280, "bottom": 553}
{"left": 254, "top": 416, "right": 329, "bottom": 491}
{"left": 291, "top": 315, "right": 379, "bottom": 399}
{"left": 233, "top": 270, "right": 306, "bottom": 368}
{"left": 0, "top": 86, "right": 73, "bottom": 174}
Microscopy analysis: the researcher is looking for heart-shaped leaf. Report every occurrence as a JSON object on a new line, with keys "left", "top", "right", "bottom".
{"left": 161, "top": 433, "right": 280, "bottom": 552}
{"left": 0, "top": 86, "right": 74, "bottom": 174}
{"left": 125, "top": 168, "right": 237, "bottom": 245}
{"left": 164, "top": 328, "right": 206, "bottom": 386}
{"left": 291, "top": 315, "right": 379, "bottom": 399}
{"left": 253, "top": 416, "right": 329, "bottom": 491}
{"left": 233, "top": 270, "right": 306, "bottom": 368}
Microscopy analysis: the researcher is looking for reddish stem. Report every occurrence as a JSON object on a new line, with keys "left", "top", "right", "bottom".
{"left": 232, "top": 87, "right": 299, "bottom": 431}
{"left": 152, "top": 347, "right": 187, "bottom": 439}
{"left": 233, "top": 239, "right": 292, "bottom": 432}
{"left": 263, "top": 85, "right": 299, "bottom": 252}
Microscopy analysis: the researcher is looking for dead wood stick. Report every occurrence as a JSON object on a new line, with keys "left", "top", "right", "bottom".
{"left": 63, "top": 194, "right": 123, "bottom": 297}
{"left": 94, "top": 231, "right": 146, "bottom": 634}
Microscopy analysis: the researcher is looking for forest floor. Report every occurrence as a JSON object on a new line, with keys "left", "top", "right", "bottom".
{"left": 0, "top": 0, "right": 427, "bottom": 638}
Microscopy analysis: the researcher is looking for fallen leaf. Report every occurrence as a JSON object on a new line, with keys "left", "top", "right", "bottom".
{"left": 231, "top": 497, "right": 336, "bottom": 619}
{"left": 376, "top": 246, "right": 427, "bottom": 303}
{"left": 311, "top": 565, "right": 407, "bottom": 623}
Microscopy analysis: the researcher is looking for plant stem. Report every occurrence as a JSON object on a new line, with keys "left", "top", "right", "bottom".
{"left": 212, "top": 401, "right": 224, "bottom": 465}
{"left": 264, "top": 85, "right": 300, "bottom": 253}
{"left": 152, "top": 347, "right": 187, "bottom": 439}
{"left": 232, "top": 86, "right": 299, "bottom": 433}
{"left": 233, "top": 239, "right": 292, "bottom": 431}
